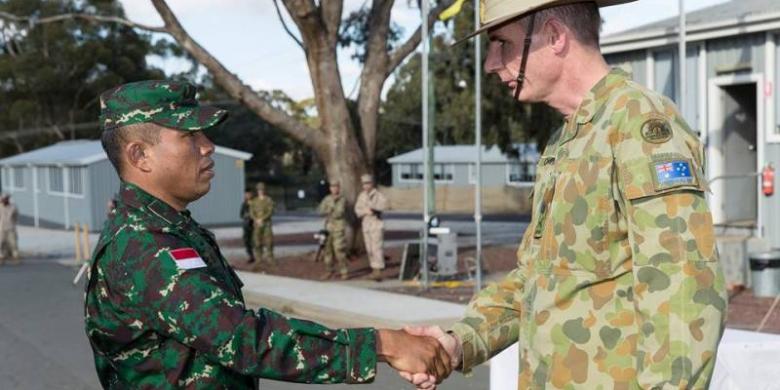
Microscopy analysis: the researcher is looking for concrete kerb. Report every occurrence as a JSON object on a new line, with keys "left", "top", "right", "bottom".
{"left": 237, "top": 271, "right": 466, "bottom": 330}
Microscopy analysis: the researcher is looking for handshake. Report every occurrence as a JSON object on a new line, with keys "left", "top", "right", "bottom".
{"left": 377, "top": 325, "right": 462, "bottom": 389}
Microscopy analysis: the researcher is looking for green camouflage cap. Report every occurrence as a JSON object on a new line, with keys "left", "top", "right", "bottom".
{"left": 99, "top": 80, "right": 227, "bottom": 131}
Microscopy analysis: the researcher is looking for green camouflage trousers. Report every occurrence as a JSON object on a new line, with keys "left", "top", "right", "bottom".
{"left": 324, "top": 228, "right": 348, "bottom": 274}
{"left": 252, "top": 223, "right": 274, "bottom": 265}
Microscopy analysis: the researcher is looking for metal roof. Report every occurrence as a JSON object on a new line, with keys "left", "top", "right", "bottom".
{"left": 601, "top": 0, "right": 780, "bottom": 53}
{"left": 0, "top": 140, "right": 253, "bottom": 166}
{"left": 607, "top": 0, "right": 775, "bottom": 37}
{"left": 387, "top": 144, "right": 539, "bottom": 164}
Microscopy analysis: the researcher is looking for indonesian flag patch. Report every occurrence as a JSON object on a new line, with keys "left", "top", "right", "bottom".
{"left": 167, "top": 248, "right": 207, "bottom": 270}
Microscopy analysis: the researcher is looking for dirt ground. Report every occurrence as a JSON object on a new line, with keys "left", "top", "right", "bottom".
{"left": 224, "top": 232, "right": 780, "bottom": 334}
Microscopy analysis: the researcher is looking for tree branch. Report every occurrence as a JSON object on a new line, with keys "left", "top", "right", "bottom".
{"left": 149, "top": 0, "right": 324, "bottom": 150}
{"left": 386, "top": 0, "right": 454, "bottom": 76}
{"left": 0, "top": 11, "right": 167, "bottom": 33}
{"left": 320, "top": 0, "right": 343, "bottom": 45}
{"left": 272, "top": 0, "right": 305, "bottom": 52}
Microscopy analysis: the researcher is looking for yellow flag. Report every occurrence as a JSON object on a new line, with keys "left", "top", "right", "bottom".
{"left": 439, "top": 0, "right": 467, "bottom": 21}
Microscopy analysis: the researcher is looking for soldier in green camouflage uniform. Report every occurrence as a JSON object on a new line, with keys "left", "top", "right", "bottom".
{"left": 84, "top": 80, "right": 455, "bottom": 389}
{"left": 250, "top": 182, "right": 275, "bottom": 269}
{"left": 318, "top": 181, "right": 349, "bottom": 280}
{"left": 404, "top": 2, "right": 727, "bottom": 389}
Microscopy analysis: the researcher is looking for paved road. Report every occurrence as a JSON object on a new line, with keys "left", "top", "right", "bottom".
{"left": 0, "top": 261, "right": 490, "bottom": 389}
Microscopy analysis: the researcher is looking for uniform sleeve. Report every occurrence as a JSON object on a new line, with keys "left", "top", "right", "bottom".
{"left": 449, "top": 267, "right": 524, "bottom": 373}
{"left": 108, "top": 233, "right": 377, "bottom": 384}
{"left": 372, "top": 192, "right": 389, "bottom": 212}
{"left": 249, "top": 200, "right": 261, "bottom": 220}
{"left": 354, "top": 194, "right": 369, "bottom": 218}
{"left": 259, "top": 199, "right": 274, "bottom": 220}
{"left": 331, "top": 198, "right": 345, "bottom": 220}
{"left": 318, "top": 197, "right": 330, "bottom": 216}
{"left": 614, "top": 111, "right": 726, "bottom": 389}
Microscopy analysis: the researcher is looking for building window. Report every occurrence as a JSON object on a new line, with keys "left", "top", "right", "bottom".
{"left": 69, "top": 167, "right": 85, "bottom": 196}
{"left": 48, "top": 166, "right": 86, "bottom": 197}
{"left": 399, "top": 163, "right": 453, "bottom": 182}
{"left": 0, "top": 167, "right": 7, "bottom": 189}
{"left": 433, "top": 164, "right": 454, "bottom": 182}
{"left": 507, "top": 161, "right": 536, "bottom": 184}
{"left": 399, "top": 164, "right": 423, "bottom": 181}
{"left": 12, "top": 167, "right": 25, "bottom": 189}
{"left": 48, "top": 166, "right": 64, "bottom": 193}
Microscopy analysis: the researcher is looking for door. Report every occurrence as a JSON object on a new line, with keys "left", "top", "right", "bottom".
{"left": 718, "top": 83, "right": 758, "bottom": 224}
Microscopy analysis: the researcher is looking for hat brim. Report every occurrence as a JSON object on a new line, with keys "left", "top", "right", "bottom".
{"left": 152, "top": 105, "right": 228, "bottom": 131}
{"left": 453, "top": 0, "right": 636, "bottom": 46}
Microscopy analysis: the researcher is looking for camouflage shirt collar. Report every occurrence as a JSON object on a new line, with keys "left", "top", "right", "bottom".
{"left": 118, "top": 181, "right": 187, "bottom": 227}
{"left": 572, "top": 68, "right": 630, "bottom": 125}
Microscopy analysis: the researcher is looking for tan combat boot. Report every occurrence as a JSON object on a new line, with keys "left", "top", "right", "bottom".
{"left": 320, "top": 271, "right": 334, "bottom": 281}
{"left": 340, "top": 270, "right": 349, "bottom": 280}
{"left": 369, "top": 269, "right": 383, "bottom": 282}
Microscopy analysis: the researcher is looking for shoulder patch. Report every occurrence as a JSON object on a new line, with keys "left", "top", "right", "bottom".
{"left": 167, "top": 248, "right": 207, "bottom": 270}
{"left": 641, "top": 118, "right": 672, "bottom": 144}
{"left": 651, "top": 157, "right": 696, "bottom": 190}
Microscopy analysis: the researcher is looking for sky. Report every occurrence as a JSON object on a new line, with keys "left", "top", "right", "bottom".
{"left": 118, "top": 0, "right": 730, "bottom": 101}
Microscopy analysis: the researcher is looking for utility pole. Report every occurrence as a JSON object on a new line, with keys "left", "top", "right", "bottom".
{"left": 421, "top": 0, "right": 430, "bottom": 290}
{"left": 473, "top": 0, "right": 483, "bottom": 293}
{"left": 679, "top": 0, "right": 686, "bottom": 117}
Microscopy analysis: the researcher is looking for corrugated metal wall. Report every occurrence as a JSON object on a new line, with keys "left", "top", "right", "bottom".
{"left": 3, "top": 165, "right": 93, "bottom": 229}
{"left": 89, "top": 160, "right": 121, "bottom": 230}
{"left": 189, "top": 153, "right": 245, "bottom": 226}
{"left": 391, "top": 163, "right": 509, "bottom": 188}
{"left": 766, "top": 35, "right": 780, "bottom": 246}
{"left": 605, "top": 50, "right": 647, "bottom": 86}
{"left": 707, "top": 33, "right": 765, "bottom": 77}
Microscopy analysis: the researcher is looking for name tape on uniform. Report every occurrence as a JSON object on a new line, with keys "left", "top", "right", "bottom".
{"left": 167, "top": 248, "right": 207, "bottom": 270}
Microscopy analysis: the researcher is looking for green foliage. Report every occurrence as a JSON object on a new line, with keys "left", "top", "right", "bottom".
{"left": 338, "top": 6, "right": 404, "bottom": 63}
{"left": 376, "top": 4, "right": 562, "bottom": 180}
{"left": 0, "top": 0, "right": 170, "bottom": 155}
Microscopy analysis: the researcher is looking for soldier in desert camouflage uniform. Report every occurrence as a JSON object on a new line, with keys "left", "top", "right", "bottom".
{"left": 355, "top": 174, "right": 389, "bottom": 281}
{"left": 318, "top": 181, "right": 350, "bottom": 280}
{"left": 404, "top": 1, "right": 727, "bottom": 389}
{"left": 84, "top": 80, "right": 454, "bottom": 389}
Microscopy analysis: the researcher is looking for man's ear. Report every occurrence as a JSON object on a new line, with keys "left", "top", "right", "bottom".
{"left": 124, "top": 141, "right": 152, "bottom": 173}
{"left": 543, "top": 18, "right": 568, "bottom": 55}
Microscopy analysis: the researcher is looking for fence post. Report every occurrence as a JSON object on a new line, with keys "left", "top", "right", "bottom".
{"left": 82, "top": 224, "right": 91, "bottom": 260}
{"left": 74, "top": 223, "right": 83, "bottom": 265}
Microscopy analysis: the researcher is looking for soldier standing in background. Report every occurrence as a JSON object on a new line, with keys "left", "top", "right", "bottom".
{"left": 240, "top": 188, "right": 255, "bottom": 263}
{"left": 0, "top": 193, "right": 19, "bottom": 265}
{"left": 318, "top": 181, "right": 349, "bottom": 280}
{"left": 355, "top": 174, "right": 388, "bottom": 282}
{"left": 404, "top": 1, "right": 727, "bottom": 389}
{"left": 250, "top": 182, "right": 275, "bottom": 270}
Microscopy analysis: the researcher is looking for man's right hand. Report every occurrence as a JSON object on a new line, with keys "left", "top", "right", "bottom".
{"left": 398, "top": 326, "right": 462, "bottom": 389}
{"left": 376, "top": 329, "right": 452, "bottom": 382}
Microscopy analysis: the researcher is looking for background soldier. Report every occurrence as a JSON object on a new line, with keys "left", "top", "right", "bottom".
{"left": 84, "top": 80, "right": 453, "bottom": 388}
{"left": 354, "top": 174, "right": 388, "bottom": 282}
{"left": 405, "top": 1, "right": 727, "bottom": 389}
{"left": 0, "top": 193, "right": 19, "bottom": 265}
{"left": 240, "top": 188, "right": 255, "bottom": 263}
{"left": 250, "top": 182, "right": 275, "bottom": 270}
{"left": 318, "top": 181, "right": 349, "bottom": 280}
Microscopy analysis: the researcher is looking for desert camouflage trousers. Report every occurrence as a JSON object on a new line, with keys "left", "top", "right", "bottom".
{"left": 362, "top": 218, "right": 384, "bottom": 270}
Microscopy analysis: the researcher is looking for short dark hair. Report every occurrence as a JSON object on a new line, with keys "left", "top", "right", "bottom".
{"left": 520, "top": 2, "right": 601, "bottom": 48}
{"left": 101, "top": 123, "right": 161, "bottom": 176}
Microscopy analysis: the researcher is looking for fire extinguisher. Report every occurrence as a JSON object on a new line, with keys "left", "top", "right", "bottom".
{"left": 763, "top": 164, "right": 775, "bottom": 196}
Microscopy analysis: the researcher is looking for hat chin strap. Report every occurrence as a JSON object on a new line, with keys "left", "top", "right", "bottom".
{"left": 513, "top": 13, "right": 536, "bottom": 101}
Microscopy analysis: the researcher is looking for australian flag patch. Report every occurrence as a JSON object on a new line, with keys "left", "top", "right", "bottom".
{"left": 654, "top": 159, "right": 695, "bottom": 189}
